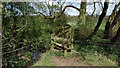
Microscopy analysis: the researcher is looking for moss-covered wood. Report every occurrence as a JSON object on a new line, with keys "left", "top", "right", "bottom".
{"left": 79, "top": 2, "right": 86, "bottom": 24}
{"left": 51, "top": 24, "right": 74, "bottom": 56}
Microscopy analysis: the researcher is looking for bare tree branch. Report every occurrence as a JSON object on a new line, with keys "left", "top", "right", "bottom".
{"left": 91, "top": 2, "right": 96, "bottom": 16}
{"left": 55, "top": 5, "right": 80, "bottom": 18}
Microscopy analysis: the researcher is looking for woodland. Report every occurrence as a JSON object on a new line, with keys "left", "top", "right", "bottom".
{"left": 1, "top": 0, "right": 120, "bottom": 67}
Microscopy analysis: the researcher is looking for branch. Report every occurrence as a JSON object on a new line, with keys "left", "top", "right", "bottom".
{"left": 36, "top": 5, "right": 79, "bottom": 19}
{"left": 91, "top": 2, "right": 96, "bottom": 16}
{"left": 62, "top": 5, "right": 79, "bottom": 13}
{"left": 35, "top": 12, "right": 49, "bottom": 19}
{"left": 45, "top": 2, "right": 52, "bottom": 16}
{"left": 56, "top": 5, "right": 80, "bottom": 18}
{"left": 99, "top": 2, "right": 104, "bottom": 9}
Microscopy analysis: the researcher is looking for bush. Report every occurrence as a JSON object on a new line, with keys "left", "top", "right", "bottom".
{"left": 53, "top": 14, "right": 68, "bottom": 27}
{"left": 2, "top": 16, "right": 51, "bottom": 67}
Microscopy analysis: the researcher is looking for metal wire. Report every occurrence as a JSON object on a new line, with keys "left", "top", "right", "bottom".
{"left": 2, "top": 39, "right": 120, "bottom": 54}
{"left": 1, "top": 42, "right": 38, "bottom": 57}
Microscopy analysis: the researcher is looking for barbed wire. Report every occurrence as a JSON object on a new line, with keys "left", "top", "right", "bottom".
{"left": 1, "top": 42, "right": 27, "bottom": 50}
{"left": 1, "top": 42, "right": 39, "bottom": 57}
{"left": 1, "top": 39, "right": 120, "bottom": 53}
{"left": 1, "top": 41, "right": 44, "bottom": 66}
{"left": 1, "top": 38, "right": 120, "bottom": 57}
{"left": 1, "top": 38, "right": 120, "bottom": 67}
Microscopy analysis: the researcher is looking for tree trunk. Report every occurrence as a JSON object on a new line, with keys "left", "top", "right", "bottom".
{"left": 104, "top": 2, "right": 120, "bottom": 39}
{"left": 110, "top": 9, "right": 120, "bottom": 29}
{"left": 111, "top": 26, "right": 120, "bottom": 44}
{"left": 104, "top": 21, "right": 112, "bottom": 39}
{"left": 88, "top": 1, "right": 109, "bottom": 38}
{"left": 79, "top": 2, "right": 86, "bottom": 24}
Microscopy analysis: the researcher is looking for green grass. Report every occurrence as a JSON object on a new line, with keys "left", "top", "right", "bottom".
{"left": 85, "top": 53, "right": 117, "bottom": 66}
{"left": 33, "top": 51, "right": 55, "bottom": 66}
{"left": 76, "top": 51, "right": 117, "bottom": 66}
{"left": 32, "top": 50, "right": 118, "bottom": 66}
{"left": 32, "top": 16, "right": 119, "bottom": 67}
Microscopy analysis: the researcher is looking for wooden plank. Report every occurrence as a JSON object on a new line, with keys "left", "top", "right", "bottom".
{"left": 52, "top": 41, "right": 63, "bottom": 47}
{"left": 51, "top": 36, "right": 70, "bottom": 41}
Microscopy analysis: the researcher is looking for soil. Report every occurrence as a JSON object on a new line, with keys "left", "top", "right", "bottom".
{"left": 52, "top": 56, "right": 89, "bottom": 66}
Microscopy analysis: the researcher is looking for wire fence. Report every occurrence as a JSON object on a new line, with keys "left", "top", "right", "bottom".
{"left": 1, "top": 37, "right": 120, "bottom": 67}
{"left": 1, "top": 41, "right": 43, "bottom": 67}
{"left": 1, "top": 41, "right": 41, "bottom": 57}
{"left": 2, "top": 39, "right": 120, "bottom": 57}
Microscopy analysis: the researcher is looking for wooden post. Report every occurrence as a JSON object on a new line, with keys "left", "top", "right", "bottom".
{"left": 64, "top": 49, "right": 67, "bottom": 57}
{"left": 51, "top": 35, "right": 54, "bottom": 51}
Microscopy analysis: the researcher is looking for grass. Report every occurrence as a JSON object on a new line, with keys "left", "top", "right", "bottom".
{"left": 33, "top": 51, "right": 55, "bottom": 66}
{"left": 72, "top": 16, "right": 119, "bottom": 66}
{"left": 82, "top": 53, "right": 117, "bottom": 66}
{"left": 32, "top": 16, "right": 119, "bottom": 66}
{"left": 32, "top": 50, "right": 118, "bottom": 66}
{"left": 74, "top": 33, "right": 119, "bottom": 66}
{"left": 75, "top": 47, "right": 117, "bottom": 66}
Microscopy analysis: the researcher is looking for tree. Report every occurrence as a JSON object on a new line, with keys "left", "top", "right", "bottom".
{"left": 88, "top": 1, "right": 109, "bottom": 38}
{"left": 2, "top": 2, "right": 33, "bottom": 37}
{"left": 31, "top": 1, "right": 66, "bottom": 19}
{"left": 91, "top": 2, "right": 96, "bottom": 16}
{"left": 111, "top": 26, "right": 120, "bottom": 44}
{"left": 79, "top": 2, "right": 87, "bottom": 24}
{"left": 90, "top": 2, "right": 103, "bottom": 16}
{"left": 32, "top": 0, "right": 87, "bottom": 24}
{"left": 2, "top": 2, "right": 52, "bottom": 67}
{"left": 24, "top": 0, "right": 86, "bottom": 55}
{"left": 104, "top": 2, "right": 120, "bottom": 39}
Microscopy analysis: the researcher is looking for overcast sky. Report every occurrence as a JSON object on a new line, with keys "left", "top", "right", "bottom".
{"left": 29, "top": 0, "right": 120, "bottom": 16}
{"left": 46, "top": 0, "right": 119, "bottom": 16}
{"left": 64, "top": 1, "right": 119, "bottom": 16}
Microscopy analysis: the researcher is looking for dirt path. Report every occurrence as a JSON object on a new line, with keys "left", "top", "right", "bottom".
{"left": 52, "top": 56, "right": 89, "bottom": 66}
{"left": 32, "top": 53, "right": 90, "bottom": 66}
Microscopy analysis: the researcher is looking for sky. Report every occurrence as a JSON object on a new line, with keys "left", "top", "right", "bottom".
{"left": 2, "top": 0, "right": 120, "bottom": 16}
{"left": 10, "top": 0, "right": 118, "bottom": 16}
{"left": 63, "top": 1, "right": 119, "bottom": 16}
{"left": 45, "top": 0, "right": 120, "bottom": 16}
